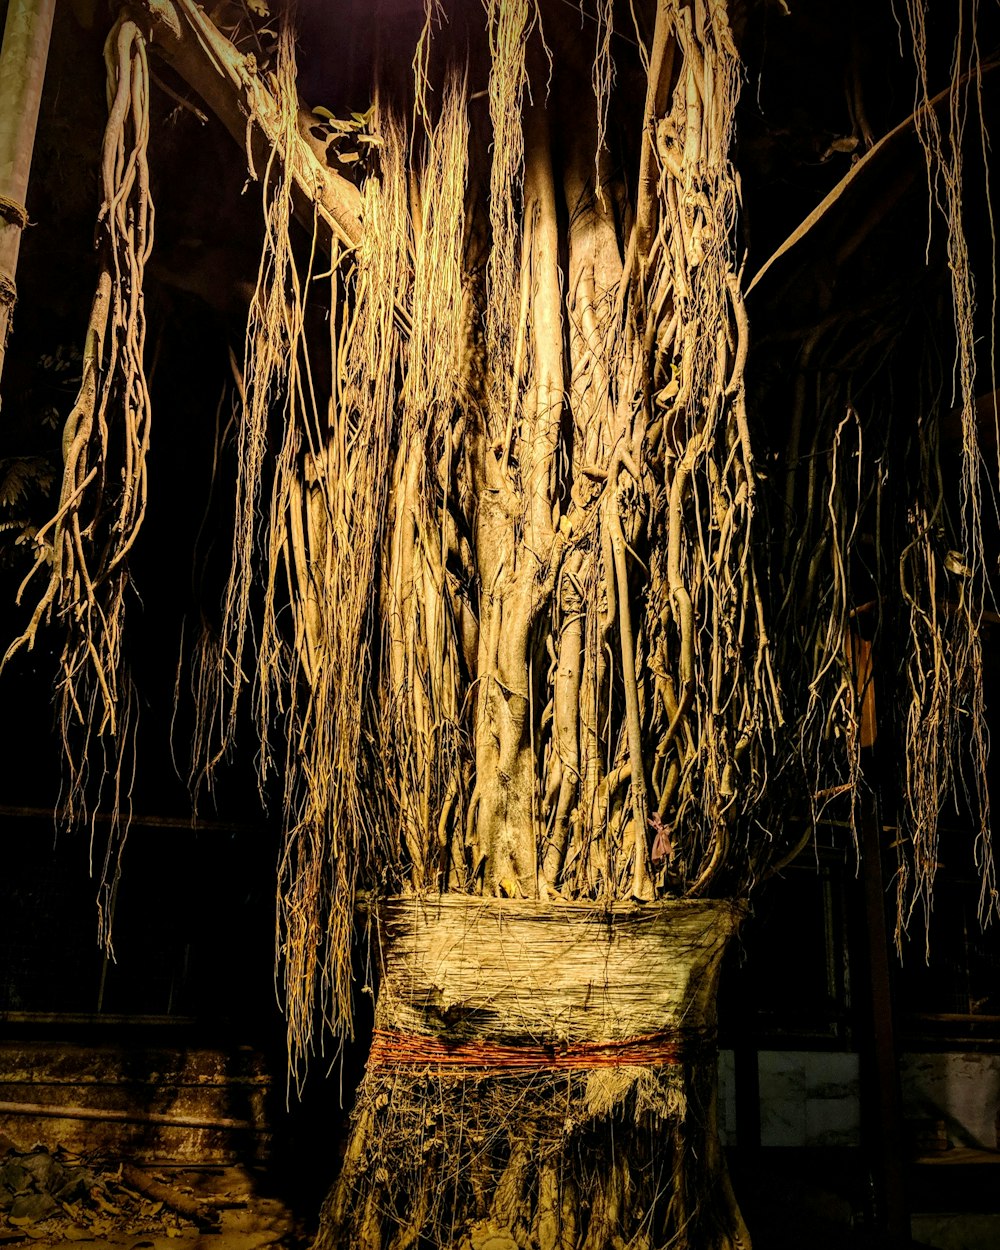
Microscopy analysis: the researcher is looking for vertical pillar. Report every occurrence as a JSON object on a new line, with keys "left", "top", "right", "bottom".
{"left": 0, "top": 0, "right": 58, "bottom": 390}
{"left": 858, "top": 789, "right": 910, "bottom": 1243}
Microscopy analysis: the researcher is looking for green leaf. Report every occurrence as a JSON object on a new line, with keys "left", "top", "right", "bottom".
{"left": 0, "top": 457, "right": 57, "bottom": 508}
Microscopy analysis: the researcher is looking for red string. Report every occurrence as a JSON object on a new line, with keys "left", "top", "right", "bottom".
{"left": 366, "top": 1028, "right": 711, "bottom": 1070}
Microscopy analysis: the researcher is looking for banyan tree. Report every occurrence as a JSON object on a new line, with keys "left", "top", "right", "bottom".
{"left": 2, "top": 0, "right": 998, "bottom": 1246}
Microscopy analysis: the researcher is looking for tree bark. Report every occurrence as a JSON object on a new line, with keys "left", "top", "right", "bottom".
{"left": 0, "top": 0, "right": 56, "bottom": 388}
{"left": 315, "top": 898, "right": 750, "bottom": 1250}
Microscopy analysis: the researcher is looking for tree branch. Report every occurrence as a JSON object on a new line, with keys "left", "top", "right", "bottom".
{"left": 127, "top": 0, "right": 363, "bottom": 247}
{"left": 746, "top": 58, "right": 1000, "bottom": 298}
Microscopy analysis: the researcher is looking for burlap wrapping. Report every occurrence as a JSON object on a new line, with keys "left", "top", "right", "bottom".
{"left": 368, "top": 896, "right": 743, "bottom": 1066}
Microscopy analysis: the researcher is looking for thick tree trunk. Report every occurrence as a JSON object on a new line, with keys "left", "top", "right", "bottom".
{"left": 315, "top": 898, "right": 749, "bottom": 1250}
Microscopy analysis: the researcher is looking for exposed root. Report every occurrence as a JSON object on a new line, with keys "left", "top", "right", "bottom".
{"left": 316, "top": 1061, "right": 747, "bottom": 1250}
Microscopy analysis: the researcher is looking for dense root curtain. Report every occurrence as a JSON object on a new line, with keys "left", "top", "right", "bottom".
{"left": 378, "top": 0, "right": 775, "bottom": 917}
{"left": 186, "top": 19, "right": 413, "bottom": 1084}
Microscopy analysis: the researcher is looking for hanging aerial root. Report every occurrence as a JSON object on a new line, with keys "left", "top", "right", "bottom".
{"left": 209, "top": 14, "right": 303, "bottom": 781}
{"left": 484, "top": 0, "right": 534, "bottom": 432}
{"left": 383, "top": 64, "right": 474, "bottom": 894}
{"left": 895, "top": 0, "right": 996, "bottom": 944}
{"left": 246, "top": 65, "right": 412, "bottom": 1083}
{"left": 578, "top": 0, "right": 773, "bottom": 895}
{"left": 2, "top": 14, "right": 154, "bottom": 942}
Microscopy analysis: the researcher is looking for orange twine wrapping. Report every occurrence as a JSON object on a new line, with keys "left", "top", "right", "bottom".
{"left": 366, "top": 1028, "right": 714, "bottom": 1070}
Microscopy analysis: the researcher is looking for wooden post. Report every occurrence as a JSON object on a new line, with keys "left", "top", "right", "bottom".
{"left": 847, "top": 619, "right": 909, "bottom": 1243}
{"left": 858, "top": 792, "right": 910, "bottom": 1245}
{"left": 0, "top": 0, "right": 57, "bottom": 391}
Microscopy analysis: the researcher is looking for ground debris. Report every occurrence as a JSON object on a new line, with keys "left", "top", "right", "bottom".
{"left": 0, "top": 1140, "right": 197, "bottom": 1243}
{"left": 0, "top": 1139, "right": 297, "bottom": 1250}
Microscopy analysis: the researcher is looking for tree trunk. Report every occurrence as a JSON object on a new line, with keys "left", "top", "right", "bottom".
{"left": 315, "top": 898, "right": 749, "bottom": 1250}
{"left": 0, "top": 0, "right": 56, "bottom": 386}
